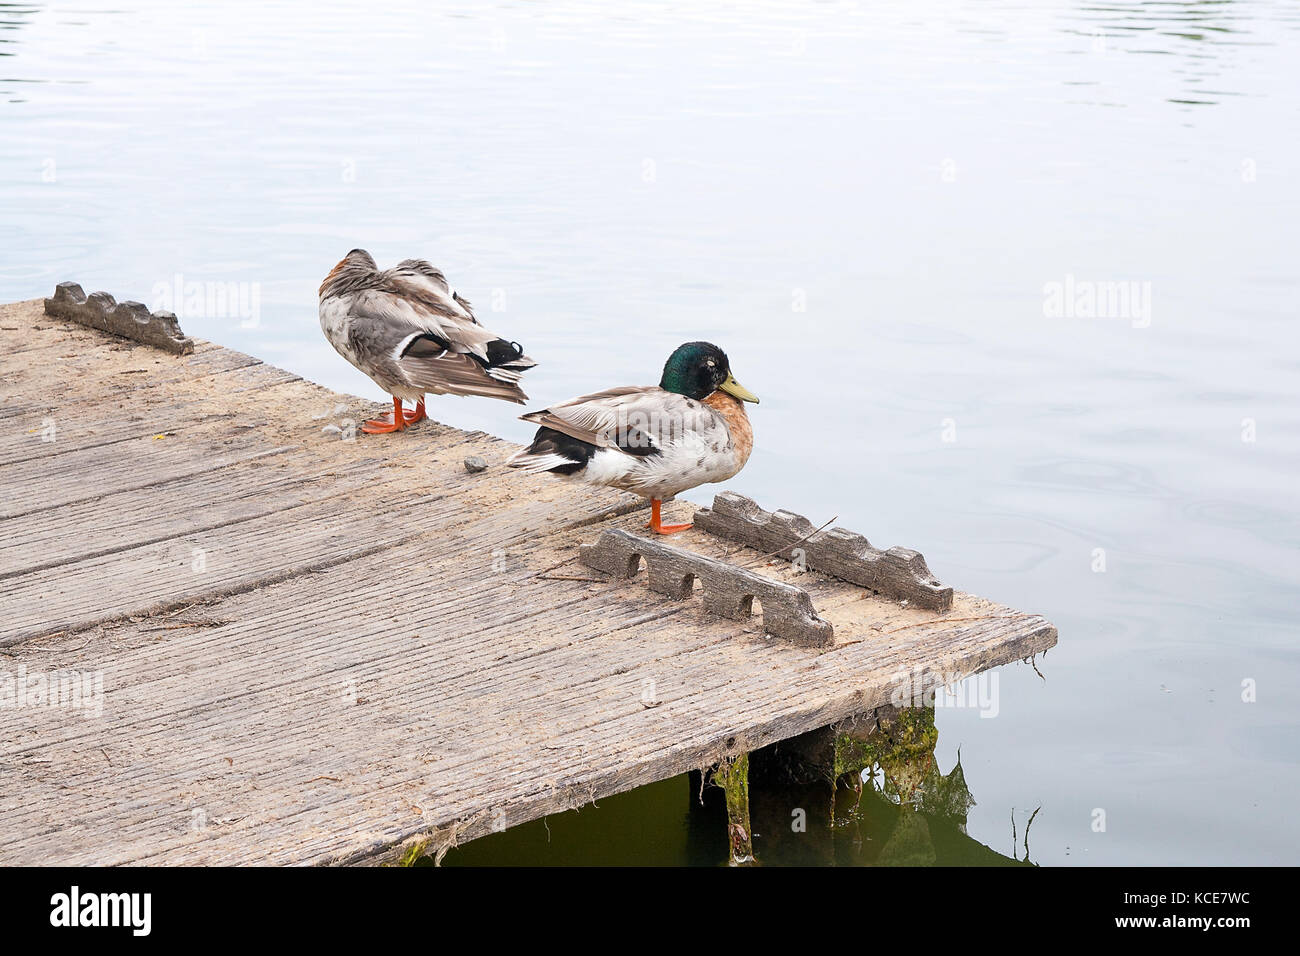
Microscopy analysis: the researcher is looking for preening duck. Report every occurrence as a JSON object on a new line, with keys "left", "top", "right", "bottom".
{"left": 506, "top": 342, "right": 759, "bottom": 533}
{"left": 318, "top": 249, "right": 536, "bottom": 434}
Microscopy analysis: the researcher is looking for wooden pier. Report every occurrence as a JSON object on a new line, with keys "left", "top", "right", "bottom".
{"left": 0, "top": 293, "right": 1056, "bottom": 865}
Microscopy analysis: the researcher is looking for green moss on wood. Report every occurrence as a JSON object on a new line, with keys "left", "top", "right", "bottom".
{"left": 830, "top": 706, "right": 940, "bottom": 804}
{"left": 395, "top": 837, "right": 430, "bottom": 867}
{"left": 710, "top": 753, "right": 754, "bottom": 865}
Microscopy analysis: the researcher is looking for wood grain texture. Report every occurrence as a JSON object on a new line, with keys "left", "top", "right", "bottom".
{"left": 695, "top": 491, "right": 955, "bottom": 610}
{"left": 44, "top": 282, "right": 195, "bottom": 354}
{"left": 0, "top": 297, "right": 1057, "bottom": 865}
{"left": 580, "top": 528, "right": 834, "bottom": 647}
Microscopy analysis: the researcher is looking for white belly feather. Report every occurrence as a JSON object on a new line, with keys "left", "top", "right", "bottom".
{"left": 586, "top": 429, "right": 741, "bottom": 499}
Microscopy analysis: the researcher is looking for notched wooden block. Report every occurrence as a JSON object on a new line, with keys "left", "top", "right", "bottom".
{"left": 44, "top": 281, "right": 195, "bottom": 355}
{"left": 694, "top": 492, "right": 954, "bottom": 612}
{"left": 579, "top": 528, "right": 834, "bottom": 648}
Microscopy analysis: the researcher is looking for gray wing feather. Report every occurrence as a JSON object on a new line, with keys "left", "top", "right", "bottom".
{"left": 321, "top": 254, "right": 534, "bottom": 403}
{"left": 401, "top": 353, "right": 529, "bottom": 404}
{"left": 344, "top": 291, "right": 526, "bottom": 401}
{"left": 520, "top": 388, "right": 717, "bottom": 450}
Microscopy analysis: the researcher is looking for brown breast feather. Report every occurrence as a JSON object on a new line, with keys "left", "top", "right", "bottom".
{"left": 703, "top": 390, "right": 753, "bottom": 468}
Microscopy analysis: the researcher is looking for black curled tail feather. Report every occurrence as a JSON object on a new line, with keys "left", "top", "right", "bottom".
{"left": 523, "top": 427, "right": 594, "bottom": 475}
{"left": 486, "top": 338, "right": 536, "bottom": 372}
{"left": 486, "top": 338, "right": 522, "bottom": 366}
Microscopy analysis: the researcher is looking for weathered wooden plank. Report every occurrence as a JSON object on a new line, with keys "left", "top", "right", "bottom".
{"left": 0, "top": 296, "right": 1057, "bottom": 866}
{"left": 0, "top": 598, "right": 1049, "bottom": 865}
{"left": 44, "top": 282, "right": 195, "bottom": 354}
{"left": 0, "top": 494, "right": 449, "bottom": 645}
{"left": 695, "top": 491, "right": 954, "bottom": 611}
{"left": 0, "top": 451, "right": 384, "bottom": 577}
{"left": 0, "top": 436, "right": 297, "bottom": 519}
{"left": 0, "top": 512, "right": 1050, "bottom": 864}
{"left": 0, "top": 464, "right": 642, "bottom": 647}
{"left": 580, "top": 528, "right": 835, "bottom": 647}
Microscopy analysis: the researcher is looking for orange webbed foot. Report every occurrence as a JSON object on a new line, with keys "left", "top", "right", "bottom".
{"left": 650, "top": 521, "right": 693, "bottom": 535}
{"left": 645, "top": 499, "right": 692, "bottom": 535}
{"left": 362, "top": 397, "right": 409, "bottom": 434}
{"left": 361, "top": 418, "right": 405, "bottom": 434}
{"left": 404, "top": 399, "right": 426, "bottom": 425}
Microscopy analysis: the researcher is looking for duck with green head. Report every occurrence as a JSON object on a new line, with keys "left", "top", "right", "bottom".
{"left": 507, "top": 342, "right": 759, "bottom": 533}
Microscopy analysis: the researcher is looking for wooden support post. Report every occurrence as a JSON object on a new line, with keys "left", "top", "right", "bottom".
{"left": 839, "top": 705, "right": 940, "bottom": 806}
{"left": 753, "top": 706, "right": 938, "bottom": 792}
{"left": 747, "top": 705, "right": 990, "bottom": 864}
{"left": 709, "top": 752, "right": 754, "bottom": 866}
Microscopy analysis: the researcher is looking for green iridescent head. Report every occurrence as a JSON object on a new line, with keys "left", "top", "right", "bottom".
{"left": 659, "top": 341, "right": 759, "bottom": 403}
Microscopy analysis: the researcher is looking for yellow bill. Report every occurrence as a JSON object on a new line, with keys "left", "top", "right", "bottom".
{"left": 719, "top": 373, "right": 759, "bottom": 404}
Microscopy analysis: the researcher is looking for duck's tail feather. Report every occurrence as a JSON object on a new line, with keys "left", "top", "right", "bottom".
{"left": 401, "top": 351, "right": 530, "bottom": 404}
{"left": 396, "top": 333, "right": 532, "bottom": 403}
{"left": 506, "top": 426, "right": 595, "bottom": 476}
{"left": 485, "top": 339, "right": 537, "bottom": 373}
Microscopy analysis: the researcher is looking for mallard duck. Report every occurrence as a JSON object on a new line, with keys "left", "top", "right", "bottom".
{"left": 506, "top": 342, "right": 758, "bottom": 533}
{"left": 318, "top": 249, "right": 536, "bottom": 434}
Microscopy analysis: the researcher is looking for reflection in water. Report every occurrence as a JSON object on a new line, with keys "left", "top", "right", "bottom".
{"left": 746, "top": 705, "right": 1031, "bottom": 867}
{"left": 445, "top": 706, "right": 1032, "bottom": 867}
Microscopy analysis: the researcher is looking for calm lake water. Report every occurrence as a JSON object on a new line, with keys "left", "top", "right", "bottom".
{"left": 3, "top": 0, "right": 1297, "bottom": 865}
